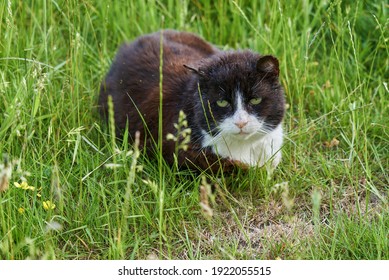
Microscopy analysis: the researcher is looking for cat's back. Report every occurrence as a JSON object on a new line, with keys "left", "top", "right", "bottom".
{"left": 161, "top": 29, "right": 218, "bottom": 59}
{"left": 99, "top": 30, "right": 217, "bottom": 137}
{"left": 105, "top": 30, "right": 216, "bottom": 81}
{"left": 100, "top": 30, "right": 217, "bottom": 101}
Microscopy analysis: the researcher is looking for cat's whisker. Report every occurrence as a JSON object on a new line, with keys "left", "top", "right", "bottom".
{"left": 255, "top": 126, "right": 272, "bottom": 135}
{"left": 199, "top": 131, "right": 223, "bottom": 147}
{"left": 190, "top": 132, "right": 219, "bottom": 147}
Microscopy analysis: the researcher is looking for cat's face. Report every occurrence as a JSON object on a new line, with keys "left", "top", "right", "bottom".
{"left": 193, "top": 52, "right": 285, "bottom": 145}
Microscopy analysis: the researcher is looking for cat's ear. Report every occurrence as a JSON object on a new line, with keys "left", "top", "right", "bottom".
{"left": 183, "top": 64, "right": 207, "bottom": 78}
{"left": 256, "top": 55, "right": 279, "bottom": 76}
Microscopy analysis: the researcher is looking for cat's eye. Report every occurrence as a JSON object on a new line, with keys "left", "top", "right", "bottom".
{"left": 249, "top": 97, "right": 262, "bottom": 105}
{"left": 216, "top": 99, "right": 229, "bottom": 107}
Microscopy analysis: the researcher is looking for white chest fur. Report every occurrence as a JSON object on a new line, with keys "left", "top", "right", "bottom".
{"left": 202, "top": 124, "right": 283, "bottom": 168}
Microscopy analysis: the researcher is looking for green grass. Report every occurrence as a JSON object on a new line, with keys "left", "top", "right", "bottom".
{"left": 0, "top": 0, "right": 388, "bottom": 260}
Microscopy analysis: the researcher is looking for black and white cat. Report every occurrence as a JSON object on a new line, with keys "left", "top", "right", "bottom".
{"left": 99, "top": 30, "right": 285, "bottom": 172}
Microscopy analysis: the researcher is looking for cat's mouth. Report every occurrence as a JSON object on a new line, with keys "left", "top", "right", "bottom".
{"left": 232, "top": 130, "right": 253, "bottom": 138}
{"left": 237, "top": 131, "right": 249, "bottom": 135}
{"left": 233, "top": 130, "right": 262, "bottom": 139}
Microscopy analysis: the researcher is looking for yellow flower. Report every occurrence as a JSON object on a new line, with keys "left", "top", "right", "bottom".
{"left": 18, "top": 207, "right": 25, "bottom": 214}
{"left": 14, "top": 181, "right": 35, "bottom": 191}
{"left": 14, "top": 181, "right": 27, "bottom": 189}
{"left": 43, "top": 200, "right": 56, "bottom": 211}
{"left": 37, "top": 187, "right": 42, "bottom": 198}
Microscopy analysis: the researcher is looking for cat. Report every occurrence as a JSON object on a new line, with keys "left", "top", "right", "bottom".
{"left": 99, "top": 30, "right": 285, "bottom": 173}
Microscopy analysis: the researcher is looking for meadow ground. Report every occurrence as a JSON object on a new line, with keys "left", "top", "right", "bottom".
{"left": 0, "top": 0, "right": 388, "bottom": 259}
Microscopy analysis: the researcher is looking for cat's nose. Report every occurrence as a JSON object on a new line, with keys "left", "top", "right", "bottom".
{"left": 235, "top": 120, "right": 248, "bottom": 129}
{"left": 234, "top": 110, "right": 249, "bottom": 129}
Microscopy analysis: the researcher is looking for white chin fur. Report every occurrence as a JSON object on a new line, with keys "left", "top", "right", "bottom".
{"left": 201, "top": 124, "right": 283, "bottom": 168}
